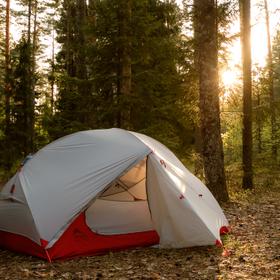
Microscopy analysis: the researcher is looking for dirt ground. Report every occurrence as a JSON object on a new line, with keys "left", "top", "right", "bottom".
{"left": 0, "top": 188, "right": 279, "bottom": 280}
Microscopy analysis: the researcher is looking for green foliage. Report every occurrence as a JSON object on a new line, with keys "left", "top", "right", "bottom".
{"left": 220, "top": 21, "right": 280, "bottom": 187}
{"left": 48, "top": 0, "right": 196, "bottom": 159}
{"left": 1, "top": 0, "right": 279, "bottom": 194}
{"left": 2, "top": 39, "right": 33, "bottom": 159}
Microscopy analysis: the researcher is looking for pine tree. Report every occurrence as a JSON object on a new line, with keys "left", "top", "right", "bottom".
{"left": 52, "top": 0, "right": 190, "bottom": 158}
{"left": 193, "top": 0, "right": 229, "bottom": 202}
{"left": 92, "top": 1, "right": 187, "bottom": 134}
{"left": 49, "top": 0, "right": 94, "bottom": 138}
{"left": 10, "top": 38, "right": 33, "bottom": 157}
{"left": 2, "top": 0, "right": 48, "bottom": 161}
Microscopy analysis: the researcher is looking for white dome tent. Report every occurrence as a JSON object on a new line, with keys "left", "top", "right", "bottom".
{"left": 0, "top": 128, "right": 229, "bottom": 261}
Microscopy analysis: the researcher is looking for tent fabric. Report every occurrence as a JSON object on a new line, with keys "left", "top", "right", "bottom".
{"left": 0, "top": 128, "right": 229, "bottom": 260}
{"left": 18, "top": 129, "right": 151, "bottom": 243}
{"left": 0, "top": 173, "right": 41, "bottom": 244}
{"left": 86, "top": 200, "right": 154, "bottom": 235}
{"left": 0, "top": 212, "right": 159, "bottom": 260}
{"left": 99, "top": 158, "right": 147, "bottom": 201}
{"left": 47, "top": 212, "right": 159, "bottom": 260}
{"left": 147, "top": 154, "right": 224, "bottom": 247}
{"left": 133, "top": 132, "right": 228, "bottom": 247}
{"left": 0, "top": 230, "right": 48, "bottom": 260}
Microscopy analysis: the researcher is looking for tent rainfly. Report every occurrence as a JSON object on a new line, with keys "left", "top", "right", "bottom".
{"left": 0, "top": 128, "right": 229, "bottom": 261}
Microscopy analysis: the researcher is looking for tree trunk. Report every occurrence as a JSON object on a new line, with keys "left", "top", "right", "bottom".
{"left": 264, "top": 0, "right": 277, "bottom": 160}
{"left": 87, "top": 0, "right": 97, "bottom": 127}
{"left": 256, "top": 92, "right": 262, "bottom": 153}
{"left": 50, "top": 21, "right": 55, "bottom": 114}
{"left": 27, "top": 0, "right": 32, "bottom": 45}
{"left": 240, "top": 0, "right": 253, "bottom": 189}
{"left": 32, "top": 0, "right": 38, "bottom": 77}
{"left": 193, "top": 10, "right": 203, "bottom": 178}
{"left": 23, "top": 0, "right": 35, "bottom": 156}
{"left": 5, "top": 0, "right": 11, "bottom": 135}
{"left": 119, "top": 0, "right": 132, "bottom": 129}
{"left": 29, "top": 0, "right": 37, "bottom": 151}
{"left": 4, "top": 0, "right": 12, "bottom": 169}
{"left": 88, "top": 0, "right": 96, "bottom": 33}
{"left": 193, "top": 0, "right": 229, "bottom": 202}
{"left": 76, "top": 0, "right": 88, "bottom": 125}
{"left": 65, "top": 0, "right": 71, "bottom": 78}
{"left": 194, "top": 124, "right": 203, "bottom": 177}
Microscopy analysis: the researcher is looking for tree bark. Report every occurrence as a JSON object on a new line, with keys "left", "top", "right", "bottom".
{"left": 29, "top": 0, "right": 37, "bottom": 152}
{"left": 65, "top": 0, "right": 71, "bottom": 78}
{"left": 32, "top": 0, "right": 38, "bottom": 75}
{"left": 4, "top": 0, "right": 12, "bottom": 169}
{"left": 27, "top": 0, "right": 32, "bottom": 45}
{"left": 5, "top": 0, "right": 11, "bottom": 133}
{"left": 256, "top": 92, "right": 262, "bottom": 153}
{"left": 88, "top": 0, "right": 96, "bottom": 32}
{"left": 193, "top": 0, "right": 229, "bottom": 202}
{"left": 193, "top": 9, "right": 203, "bottom": 178}
{"left": 87, "top": 0, "right": 97, "bottom": 126}
{"left": 264, "top": 0, "right": 277, "bottom": 159}
{"left": 240, "top": 0, "right": 253, "bottom": 189}
{"left": 25, "top": 0, "right": 35, "bottom": 155}
{"left": 76, "top": 0, "right": 88, "bottom": 124}
{"left": 50, "top": 21, "right": 55, "bottom": 114}
{"left": 119, "top": 0, "right": 132, "bottom": 129}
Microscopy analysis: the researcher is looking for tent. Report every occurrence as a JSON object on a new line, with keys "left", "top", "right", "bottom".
{"left": 0, "top": 128, "right": 229, "bottom": 261}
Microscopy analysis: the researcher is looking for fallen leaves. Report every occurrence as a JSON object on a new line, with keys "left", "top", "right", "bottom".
{"left": 222, "top": 249, "right": 231, "bottom": 257}
{"left": 0, "top": 189, "right": 279, "bottom": 279}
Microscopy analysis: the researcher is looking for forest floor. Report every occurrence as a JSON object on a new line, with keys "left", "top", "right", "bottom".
{"left": 0, "top": 186, "right": 279, "bottom": 280}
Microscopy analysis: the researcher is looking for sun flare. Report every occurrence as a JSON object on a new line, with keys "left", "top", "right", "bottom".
{"left": 221, "top": 70, "right": 238, "bottom": 88}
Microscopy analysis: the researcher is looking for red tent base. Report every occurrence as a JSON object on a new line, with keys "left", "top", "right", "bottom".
{"left": 0, "top": 231, "right": 48, "bottom": 259}
{"left": 0, "top": 212, "right": 160, "bottom": 261}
